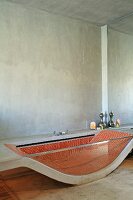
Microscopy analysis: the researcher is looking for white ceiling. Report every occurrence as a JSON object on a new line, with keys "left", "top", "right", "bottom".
{"left": 6, "top": 0, "right": 133, "bottom": 35}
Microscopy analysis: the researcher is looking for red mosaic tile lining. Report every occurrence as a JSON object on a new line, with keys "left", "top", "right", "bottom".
{"left": 32, "top": 137, "right": 131, "bottom": 175}
{"left": 18, "top": 135, "right": 94, "bottom": 154}
{"left": 6, "top": 130, "right": 133, "bottom": 176}
{"left": 30, "top": 130, "right": 132, "bottom": 175}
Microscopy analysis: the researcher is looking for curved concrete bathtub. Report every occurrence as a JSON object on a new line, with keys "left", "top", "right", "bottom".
{"left": 0, "top": 130, "right": 133, "bottom": 185}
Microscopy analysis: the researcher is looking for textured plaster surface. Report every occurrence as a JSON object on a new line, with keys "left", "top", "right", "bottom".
{"left": 5, "top": 0, "right": 133, "bottom": 28}
{"left": 108, "top": 29, "right": 133, "bottom": 124}
{"left": 0, "top": 1, "right": 101, "bottom": 138}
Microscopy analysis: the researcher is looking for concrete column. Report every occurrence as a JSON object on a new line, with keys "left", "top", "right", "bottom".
{"left": 101, "top": 25, "right": 108, "bottom": 116}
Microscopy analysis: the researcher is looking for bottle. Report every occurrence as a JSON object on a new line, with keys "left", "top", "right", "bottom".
{"left": 108, "top": 111, "right": 115, "bottom": 127}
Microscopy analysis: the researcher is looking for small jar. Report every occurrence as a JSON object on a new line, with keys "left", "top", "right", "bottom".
{"left": 90, "top": 122, "right": 96, "bottom": 130}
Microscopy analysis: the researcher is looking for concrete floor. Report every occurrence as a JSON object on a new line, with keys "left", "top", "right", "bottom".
{"left": 0, "top": 156, "right": 133, "bottom": 200}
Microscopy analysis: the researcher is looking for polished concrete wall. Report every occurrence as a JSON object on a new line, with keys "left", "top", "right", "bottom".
{"left": 0, "top": 2, "right": 101, "bottom": 139}
{"left": 108, "top": 29, "right": 133, "bottom": 124}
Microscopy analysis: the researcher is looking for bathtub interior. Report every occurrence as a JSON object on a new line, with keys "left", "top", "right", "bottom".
{"left": 5, "top": 130, "right": 133, "bottom": 176}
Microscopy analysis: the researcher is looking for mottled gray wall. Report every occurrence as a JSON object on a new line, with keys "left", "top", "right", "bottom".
{"left": 0, "top": 2, "right": 101, "bottom": 139}
{"left": 108, "top": 29, "right": 133, "bottom": 124}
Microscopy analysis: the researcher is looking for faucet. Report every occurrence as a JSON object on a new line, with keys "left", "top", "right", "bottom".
{"left": 53, "top": 130, "right": 69, "bottom": 136}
